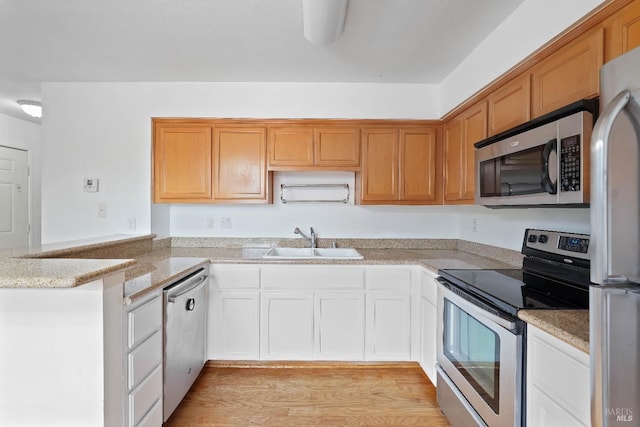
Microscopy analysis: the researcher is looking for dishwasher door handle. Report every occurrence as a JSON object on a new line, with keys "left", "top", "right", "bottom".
{"left": 167, "top": 274, "right": 208, "bottom": 303}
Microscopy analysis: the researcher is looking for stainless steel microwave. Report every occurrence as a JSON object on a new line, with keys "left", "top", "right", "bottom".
{"left": 475, "top": 99, "right": 597, "bottom": 207}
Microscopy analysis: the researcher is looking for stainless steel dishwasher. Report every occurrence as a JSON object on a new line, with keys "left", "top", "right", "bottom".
{"left": 163, "top": 266, "right": 209, "bottom": 422}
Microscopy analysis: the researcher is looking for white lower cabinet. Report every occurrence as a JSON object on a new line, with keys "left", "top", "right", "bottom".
{"left": 366, "top": 291, "right": 411, "bottom": 360}
{"left": 124, "top": 290, "right": 163, "bottom": 427}
{"left": 209, "top": 264, "right": 415, "bottom": 361}
{"left": 526, "top": 324, "right": 590, "bottom": 427}
{"left": 209, "top": 265, "right": 261, "bottom": 359}
{"left": 316, "top": 291, "right": 365, "bottom": 360}
{"left": 262, "top": 292, "right": 315, "bottom": 359}
{"left": 213, "top": 292, "right": 260, "bottom": 359}
{"left": 419, "top": 269, "right": 438, "bottom": 385}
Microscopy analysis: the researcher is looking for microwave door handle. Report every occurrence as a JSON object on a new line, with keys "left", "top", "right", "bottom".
{"left": 541, "top": 138, "right": 558, "bottom": 194}
{"left": 591, "top": 90, "right": 632, "bottom": 285}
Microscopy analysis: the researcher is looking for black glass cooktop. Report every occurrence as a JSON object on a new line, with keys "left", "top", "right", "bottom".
{"left": 438, "top": 268, "right": 590, "bottom": 316}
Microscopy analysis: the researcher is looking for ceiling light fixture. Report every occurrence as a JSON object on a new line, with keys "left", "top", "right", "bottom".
{"left": 302, "top": 0, "right": 348, "bottom": 45}
{"left": 17, "top": 100, "right": 42, "bottom": 118}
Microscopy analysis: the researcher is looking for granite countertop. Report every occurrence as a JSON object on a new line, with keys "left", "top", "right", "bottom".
{"left": 123, "top": 257, "right": 210, "bottom": 303}
{"left": 136, "top": 246, "right": 517, "bottom": 272}
{"left": 0, "top": 257, "right": 136, "bottom": 288}
{"left": 3, "top": 234, "right": 591, "bottom": 352}
{"left": 518, "top": 309, "right": 589, "bottom": 354}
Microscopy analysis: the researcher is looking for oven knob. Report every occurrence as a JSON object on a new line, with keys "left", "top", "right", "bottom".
{"left": 538, "top": 234, "right": 548, "bottom": 244}
{"left": 528, "top": 234, "right": 538, "bottom": 243}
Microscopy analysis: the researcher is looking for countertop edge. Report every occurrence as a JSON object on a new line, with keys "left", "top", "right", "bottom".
{"left": 518, "top": 309, "right": 589, "bottom": 354}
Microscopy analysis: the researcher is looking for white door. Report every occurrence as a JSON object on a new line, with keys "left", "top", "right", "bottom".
{"left": 0, "top": 146, "right": 29, "bottom": 249}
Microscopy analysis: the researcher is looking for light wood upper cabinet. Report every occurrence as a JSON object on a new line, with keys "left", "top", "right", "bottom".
{"left": 604, "top": 0, "right": 640, "bottom": 61}
{"left": 314, "top": 127, "right": 361, "bottom": 167}
{"left": 443, "top": 119, "right": 463, "bottom": 203}
{"left": 213, "top": 127, "right": 269, "bottom": 201}
{"left": 360, "top": 128, "right": 398, "bottom": 202}
{"left": 268, "top": 126, "right": 360, "bottom": 170}
{"left": 153, "top": 124, "right": 213, "bottom": 203}
{"left": 444, "top": 102, "right": 487, "bottom": 204}
{"left": 360, "top": 126, "right": 439, "bottom": 204}
{"left": 399, "top": 128, "right": 438, "bottom": 202}
{"left": 531, "top": 28, "right": 604, "bottom": 118}
{"left": 267, "top": 128, "right": 314, "bottom": 167}
{"left": 487, "top": 74, "right": 531, "bottom": 136}
{"left": 153, "top": 121, "right": 271, "bottom": 203}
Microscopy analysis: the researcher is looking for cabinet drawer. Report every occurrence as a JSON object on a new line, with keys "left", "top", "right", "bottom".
{"left": 128, "top": 331, "right": 162, "bottom": 390}
{"left": 135, "top": 399, "right": 163, "bottom": 427}
{"left": 128, "top": 365, "right": 162, "bottom": 427}
{"left": 211, "top": 266, "right": 261, "bottom": 289}
{"left": 262, "top": 267, "right": 365, "bottom": 290}
{"left": 366, "top": 268, "right": 412, "bottom": 291}
{"left": 127, "top": 296, "right": 162, "bottom": 349}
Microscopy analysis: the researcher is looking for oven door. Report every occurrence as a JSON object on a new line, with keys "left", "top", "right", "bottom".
{"left": 436, "top": 280, "right": 523, "bottom": 427}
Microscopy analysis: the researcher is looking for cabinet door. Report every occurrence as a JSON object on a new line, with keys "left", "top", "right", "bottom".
{"left": 315, "top": 292, "right": 365, "bottom": 360}
{"left": 212, "top": 292, "right": 260, "bottom": 359}
{"left": 365, "top": 291, "right": 411, "bottom": 360}
{"left": 461, "top": 102, "right": 487, "bottom": 201}
{"left": 153, "top": 124, "right": 212, "bottom": 202}
{"left": 267, "top": 127, "right": 314, "bottom": 168}
{"left": 314, "top": 127, "right": 361, "bottom": 168}
{"left": 261, "top": 292, "right": 314, "bottom": 360}
{"left": 531, "top": 28, "right": 604, "bottom": 117}
{"left": 527, "top": 325, "right": 590, "bottom": 427}
{"left": 443, "top": 118, "right": 463, "bottom": 202}
{"left": 399, "top": 127, "right": 438, "bottom": 202}
{"left": 360, "top": 128, "right": 399, "bottom": 202}
{"left": 419, "top": 270, "right": 438, "bottom": 385}
{"left": 420, "top": 297, "right": 437, "bottom": 386}
{"left": 605, "top": 0, "right": 640, "bottom": 61}
{"left": 487, "top": 74, "right": 531, "bottom": 136}
{"left": 213, "top": 127, "right": 269, "bottom": 201}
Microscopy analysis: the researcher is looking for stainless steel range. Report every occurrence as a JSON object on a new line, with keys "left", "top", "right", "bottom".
{"left": 436, "top": 228, "right": 590, "bottom": 427}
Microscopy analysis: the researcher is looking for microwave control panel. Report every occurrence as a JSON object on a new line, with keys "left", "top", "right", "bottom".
{"left": 560, "top": 135, "right": 581, "bottom": 192}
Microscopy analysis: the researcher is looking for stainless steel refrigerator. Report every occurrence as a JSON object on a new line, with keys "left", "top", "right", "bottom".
{"left": 591, "top": 46, "right": 640, "bottom": 427}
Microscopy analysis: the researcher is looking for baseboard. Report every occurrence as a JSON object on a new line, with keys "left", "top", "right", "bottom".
{"left": 205, "top": 360, "right": 421, "bottom": 369}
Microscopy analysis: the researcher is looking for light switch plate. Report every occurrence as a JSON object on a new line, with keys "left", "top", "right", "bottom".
{"left": 84, "top": 178, "right": 99, "bottom": 192}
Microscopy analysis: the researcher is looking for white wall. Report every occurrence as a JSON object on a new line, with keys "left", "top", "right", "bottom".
{"left": 440, "top": 0, "right": 606, "bottom": 114}
{"left": 40, "top": 82, "right": 439, "bottom": 243}
{"left": 171, "top": 172, "right": 461, "bottom": 238}
{"left": 0, "top": 113, "right": 42, "bottom": 246}
{"left": 457, "top": 205, "right": 589, "bottom": 251}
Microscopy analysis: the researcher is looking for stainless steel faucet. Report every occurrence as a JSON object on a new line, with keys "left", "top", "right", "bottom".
{"left": 294, "top": 227, "right": 316, "bottom": 248}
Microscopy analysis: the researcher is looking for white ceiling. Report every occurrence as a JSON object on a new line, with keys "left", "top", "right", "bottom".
{"left": 0, "top": 0, "right": 525, "bottom": 123}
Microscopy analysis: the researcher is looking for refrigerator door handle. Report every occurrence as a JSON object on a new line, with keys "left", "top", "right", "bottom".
{"left": 591, "top": 90, "right": 632, "bottom": 285}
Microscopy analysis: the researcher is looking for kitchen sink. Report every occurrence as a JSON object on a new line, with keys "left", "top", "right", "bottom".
{"left": 262, "top": 247, "right": 363, "bottom": 260}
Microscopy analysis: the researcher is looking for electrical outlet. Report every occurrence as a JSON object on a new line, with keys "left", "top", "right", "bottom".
{"left": 128, "top": 217, "right": 137, "bottom": 231}
{"left": 98, "top": 204, "right": 107, "bottom": 218}
{"left": 206, "top": 217, "right": 215, "bottom": 229}
{"left": 472, "top": 218, "right": 478, "bottom": 233}
{"left": 221, "top": 217, "right": 232, "bottom": 230}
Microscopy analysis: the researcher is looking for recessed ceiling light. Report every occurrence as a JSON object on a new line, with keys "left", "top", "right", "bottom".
{"left": 17, "top": 100, "right": 42, "bottom": 118}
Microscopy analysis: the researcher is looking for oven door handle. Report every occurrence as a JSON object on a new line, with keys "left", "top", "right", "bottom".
{"left": 437, "top": 278, "right": 520, "bottom": 333}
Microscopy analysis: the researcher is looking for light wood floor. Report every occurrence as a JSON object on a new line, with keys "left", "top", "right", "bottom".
{"left": 164, "top": 363, "right": 450, "bottom": 426}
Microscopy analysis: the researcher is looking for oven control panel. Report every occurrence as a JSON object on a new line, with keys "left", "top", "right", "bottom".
{"left": 524, "top": 228, "right": 590, "bottom": 260}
